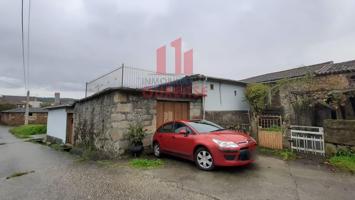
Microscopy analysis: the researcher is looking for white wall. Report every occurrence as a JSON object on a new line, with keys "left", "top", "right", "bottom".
{"left": 193, "top": 80, "right": 250, "bottom": 111}
{"left": 47, "top": 108, "right": 67, "bottom": 143}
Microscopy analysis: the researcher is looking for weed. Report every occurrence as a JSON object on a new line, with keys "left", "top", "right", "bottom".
{"left": 258, "top": 147, "right": 296, "bottom": 161}
{"left": 129, "top": 158, "right": 164, "bottom": 169}
{"left": 329, "top": 153, "right": 355, "bottom": 173}
{"left": 10, "top": 124, "right": 46, "bottom": 138}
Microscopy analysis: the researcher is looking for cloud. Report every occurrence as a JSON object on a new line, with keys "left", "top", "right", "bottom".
{"left": 1, "top": 0, "right": 355, "bottom": 98}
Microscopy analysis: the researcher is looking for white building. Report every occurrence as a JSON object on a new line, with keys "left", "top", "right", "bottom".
{"left": 190, "top": 75, "right": 250, "bottom": 128}
{"left": 46, "top": 104, "right": 74, "bottom": 144}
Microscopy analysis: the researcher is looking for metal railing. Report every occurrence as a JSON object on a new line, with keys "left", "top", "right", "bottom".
{"left": 85, "top": 65, "right": 185, "bottom": 97}
{"left": 290, "top": 125, "right": 325, "bottom": 156}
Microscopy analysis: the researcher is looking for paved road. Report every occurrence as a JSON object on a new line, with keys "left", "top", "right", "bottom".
{"left": 1, "top": 125, "right": 355, "bottom": 200}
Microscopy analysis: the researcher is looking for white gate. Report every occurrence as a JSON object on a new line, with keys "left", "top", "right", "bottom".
{"left": 290, "top": 125, "right": 325, "bottom": 156}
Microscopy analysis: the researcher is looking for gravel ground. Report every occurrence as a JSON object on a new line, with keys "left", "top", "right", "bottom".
{"left": 1, "top": 125, "right": 355, "bottom": 200}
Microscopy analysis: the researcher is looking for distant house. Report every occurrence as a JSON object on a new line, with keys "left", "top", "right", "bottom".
{"left": 0, "top": 107, "right": 48, "bottom": 126}
{"left": 241, "top": 59, "right": 355, "bottom": 126}
{"left": 46, "top": 104, "right": 74, "bottom": 144}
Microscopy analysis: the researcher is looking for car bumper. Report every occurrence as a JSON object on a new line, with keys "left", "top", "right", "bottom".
{"left": 211, "top": 144, "right": 256, "bottom": 167}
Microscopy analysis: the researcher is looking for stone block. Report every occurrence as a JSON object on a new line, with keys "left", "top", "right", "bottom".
{"left": 112, "top": 121, "right": 130, "bottom": 129}
{"left": 111, "top": 113, "right": 126, "bottom": 121}
{"left": 114, "top": 93, "right": 127, "bottom": 103}
{"left": 325, "top": 143, "right": 337, "bottom": 156}
{"left": 351, "top": 146, "right": 355, "bottom": 152}
{"left": 110, "top": 128, "right": 125, "bottom": 141}
{"left": 337, "top": 145, "right": 349, "bottom": 153}
{"left": 116, "top": 103, "right": 133, "bottom": 113}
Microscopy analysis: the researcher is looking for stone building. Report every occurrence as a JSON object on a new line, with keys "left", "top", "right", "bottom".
{"left": 242, "top": 59, "right": 355, "bottom": 153}
{"left": 242, "top": 60, "right": 355, "bottom": 125}
{"left": 73, "top": 87, "right": 203, "bottom": 158}
{"left": 0, "top": 107, "right": 48, "bottom": 125}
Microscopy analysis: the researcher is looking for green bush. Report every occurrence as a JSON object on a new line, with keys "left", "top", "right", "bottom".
{"left": 245, "top": 83, "right": 270, "bottom": 114}
{"left": 127, "top": 122, "right": 147, "bottom": 146}
{"left": 329, "top": 154, "right": 355, "bottom": 173}
{"left": 10, "top": 124, "right": 47, "bottom": 138}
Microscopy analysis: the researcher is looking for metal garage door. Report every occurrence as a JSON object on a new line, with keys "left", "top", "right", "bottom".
{"left": 156, "top": 101, "right": 189, "bottom": 127}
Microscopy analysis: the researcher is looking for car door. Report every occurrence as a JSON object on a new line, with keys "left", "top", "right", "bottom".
{"left": 156, "top": 122, "right": 175, "bottom": 152}
{"left": 171, "top": 122, "right": 196, "bottom": 158}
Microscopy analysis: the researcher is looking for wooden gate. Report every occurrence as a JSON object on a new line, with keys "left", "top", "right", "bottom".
{"left": 66, "top": 113, "right": 74, "bottom": 144}
{"left": 156, "top": 101, "right": 189, "bottom": 127}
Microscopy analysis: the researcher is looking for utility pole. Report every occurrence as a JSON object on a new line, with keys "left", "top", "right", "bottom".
{"left": 24, "top": 90, "right": 30, "bottom": 125}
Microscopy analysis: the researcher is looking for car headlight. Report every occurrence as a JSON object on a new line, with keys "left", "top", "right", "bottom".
{"left": 212, "top": 139, "right": 239, "bottom": 148}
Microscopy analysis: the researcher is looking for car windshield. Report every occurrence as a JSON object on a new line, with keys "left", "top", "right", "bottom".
{"left": 186, "top": 120, "right": 225, "bottom": 133}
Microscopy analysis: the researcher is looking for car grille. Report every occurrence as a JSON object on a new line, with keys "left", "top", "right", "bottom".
{"left": 224, "top": 155, "right": 236, "bottom": 160}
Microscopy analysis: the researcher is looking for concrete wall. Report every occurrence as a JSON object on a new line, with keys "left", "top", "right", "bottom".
{"left": 46, "top": 108, "right": 67, "bottom": 143}
{"left": 0, "top": 112, "right": 47, "bottom": 126}
{"left": 193, "top": 80, "right": 249, "bottom": 111}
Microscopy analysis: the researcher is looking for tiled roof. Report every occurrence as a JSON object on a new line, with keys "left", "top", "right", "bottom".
{"left": 1, "top": 107, "right": 48, "bottom": 113}
{"left": 315, "top": 59, "right": 355, "bottom": 75}
{"left": 240, "top": 61, "right": 333, "bottom": 83}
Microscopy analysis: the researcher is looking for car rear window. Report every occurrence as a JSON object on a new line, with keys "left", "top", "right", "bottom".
{"left": 186, "top": 120, "right": 224, "bottom": 133}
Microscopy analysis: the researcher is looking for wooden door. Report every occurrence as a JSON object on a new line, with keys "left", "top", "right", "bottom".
{"left": 156, "top": 101, "right": 189, "bottom": 128}
{"left": 66, "top": 113, "right": 74, "bottom": 144}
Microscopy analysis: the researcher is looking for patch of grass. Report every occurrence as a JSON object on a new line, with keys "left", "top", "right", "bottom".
{"left": 129, "top": 158, "right": 164, "bottom": 169}
{"left": 258, "top": 147, "right": 296, "bottom": 161}
{"left": 329, "top": 155, "right": 355, "bottom": 173}
{"left": 10, "top": 124, "right": 46, "bottom": 138}
{"left": 6, "top": 170, "right": 35, "bottom": 179}
{"left": 49, "top": 143, "right": 63, "bottom": 151}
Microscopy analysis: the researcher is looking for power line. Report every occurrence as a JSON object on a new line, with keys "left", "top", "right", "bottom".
{"left": 27, "top": 0, "right": 31, "bottom": 89}
{"left": 21, "top": 0, "right": 27, "bottom": 91}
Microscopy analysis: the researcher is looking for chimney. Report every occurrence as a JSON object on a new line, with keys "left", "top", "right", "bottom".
{"left": 54, "top": 92, "right": 61, "bottom": 105}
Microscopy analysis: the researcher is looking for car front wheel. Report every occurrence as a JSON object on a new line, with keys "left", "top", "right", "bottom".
{"left": 194, "top": 147, "right": 214, "bottom": 171}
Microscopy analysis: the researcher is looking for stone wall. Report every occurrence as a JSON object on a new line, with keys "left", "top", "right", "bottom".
{"left": 190, "top": 100, "right": 203, "bottom": 119}
{"left": 324, "top": 119, "right": 355, "bottom": 155}
{"left": 74, "top": 90, "right": 156, "bottom": 158}
{"left": 0, "top": 112, "right": 47, "bottom": 126}
{"left": 205, "top": 111, "right": 249, "bottom": 129}
{"left": 278, "top": 73, "right": 353, "bottom": 126}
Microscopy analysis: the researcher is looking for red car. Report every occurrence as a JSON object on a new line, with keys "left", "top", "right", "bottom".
{"left": 152, "top": 120, "right": 257, "bottom": 170}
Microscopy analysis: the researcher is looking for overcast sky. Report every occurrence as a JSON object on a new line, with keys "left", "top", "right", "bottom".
{"left": 1, "top": 0, "right": 355, "bottom": 98}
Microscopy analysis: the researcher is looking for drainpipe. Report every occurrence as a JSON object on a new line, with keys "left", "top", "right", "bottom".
{"left": 202, "top": 76, "right": 207, "bottom": 119}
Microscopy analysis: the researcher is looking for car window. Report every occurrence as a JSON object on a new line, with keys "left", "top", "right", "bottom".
{"left": 174, "top": 123, "right": 193, "bottom": 134}
{"left": 157, "top": 122, "right": 174, "bottom": 133}
{"left": 186, "top": 120, "right": 224, "bottom": 133}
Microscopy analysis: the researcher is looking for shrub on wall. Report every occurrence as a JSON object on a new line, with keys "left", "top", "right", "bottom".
{"left": 245, "top": 83, "right": 270, "bottom": 114}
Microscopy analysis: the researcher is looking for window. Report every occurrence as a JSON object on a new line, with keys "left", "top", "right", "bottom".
{"left": 210, "top": 84, "right": 214, "bottom": 90}
{"left": 29, "top": 112, "right": 33, "bottom": 116}
{"left": 157, "top": 122, "right": 174, "bottom": 133}
{"left": 174, "top": 123, "right": 193, "bottom": 134}
{"left": 234, "top": 90, "right": 237, "bottom": 96}
{"left": 186, "top": 120, "right": 224, "bottom": 133}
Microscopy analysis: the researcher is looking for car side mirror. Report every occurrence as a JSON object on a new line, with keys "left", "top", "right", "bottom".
{"left": 179, "top": 129, "right": 188, "bottom": 136}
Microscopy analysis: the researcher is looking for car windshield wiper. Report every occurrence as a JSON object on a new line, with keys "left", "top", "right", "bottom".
{"left": 210, "top": 128, "right": 226, "bottom": 132}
